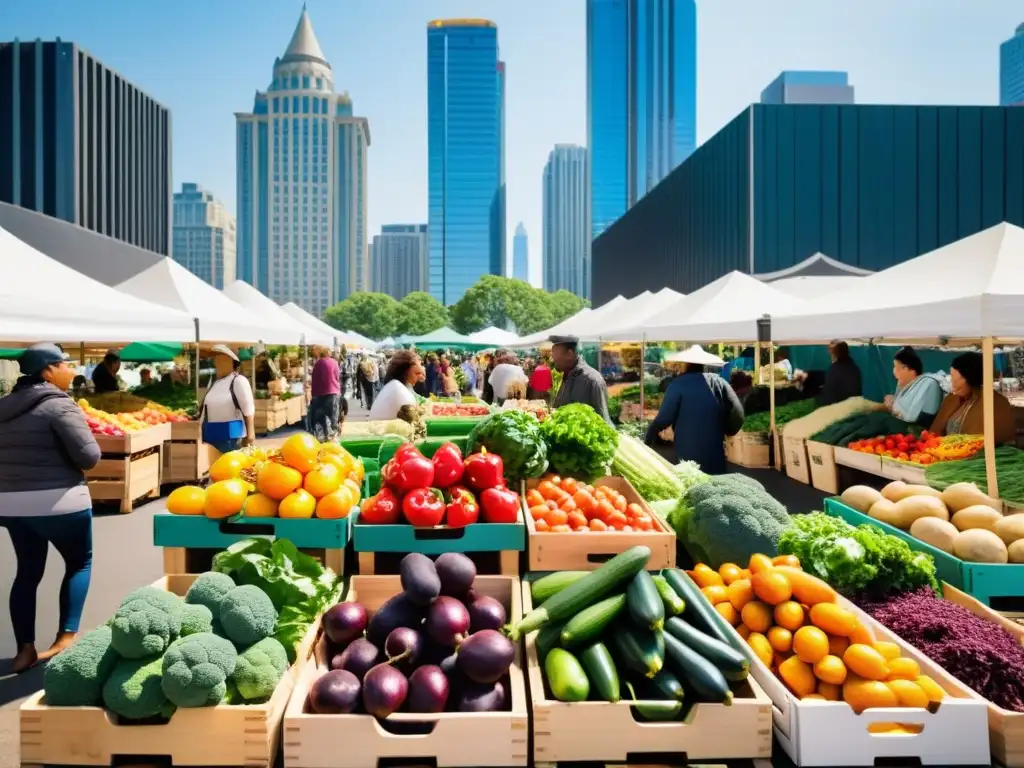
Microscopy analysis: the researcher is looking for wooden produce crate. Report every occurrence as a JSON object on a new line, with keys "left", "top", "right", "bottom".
{"left": 19, "top": 573, "right": 318, "bottom": 768}
{"left": 153, "top": 513, "right": 350, "bottom": 576}
{"left": 833, "top": 445, "right": 884, "bottom": 475}
{"left": 283, "top": 575, "right": 528, "bottom": 768}
{"left": 254, "top": 398, "right": 288, "bottom": 434}
{"left": 782, "top": 435, "right": 810, "bottom": 485}
{"left": 286, "top": 397, "right": 304, "bottom": 426}
{"left": 774, "top": 429, "right": 786, "bottom": 470}
{"left": 879, "top": 457, "right": 928, "bottom": 484}
{"left": 805, "top": 441, "right": 838, "bottom": 495}
{"left": 727, "top": 431, "right": 771, "bottom": 469}
{"left": 86, "top": 423, "right": 171, "bottom": 513}
{"left": 522, "top": 583, "right": 773, "bottom": 766}
{"left": 523, "top": 476, "right": 675, "bottom": 572}
{"left": 163, "top": 421, "right": 216, "bottom": 484}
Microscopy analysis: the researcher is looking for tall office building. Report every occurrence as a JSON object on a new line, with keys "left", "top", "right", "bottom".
{"left": 371, "top": 224, "right": 428, "bottom": 300}
{"left": 1001, "top": 23, "right": 1024, "bottom": 106}
{"left": 512, "top": 222, "right": 529, "bottom": 282}
{"left": 587, "top": 0, "right": 696, "bottom": 240}
{"left": 427, "top": 19, "right": 505, "bottom": 304}
{"left": 172, "top": 183, "right": 236, "bottom": 289}
{"left": 761, "top": 71, "right": 855, "bottom": 105}
{"left": 543, "top": 144, "right": 589, "bottom": 298}
{"left": 236, "top": 8, "right": 370, "bottom": 316}
{"left": 0, "top": 39, "right": 171, "bottom": 254}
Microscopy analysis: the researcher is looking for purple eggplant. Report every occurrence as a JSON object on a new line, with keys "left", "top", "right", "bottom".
{"left": 453, "top": 679, "right": 507, "bottom": 712}
{"left": 468, "top": 595, "right": 507, "bottom": 633}
{"left": 434, "top": 553, "right": 476, "bottom": 597}
{"left": 308, "top": 669, "right": 361, "bottom": 714}
{"left": 425, "top": 596, "right": 470, "bottom": 647}
{"left": 407, "top": 665, "right": 450, "bottom": 713}
{"left": 335, "top": 637, "right": 380, "bottom": 681}
{"left": 322, "top": 602, "right": 368, "bottom": 647}
{"left": 366, "top": 593, "right": 424, "bottom": 646}
{"left": 384, "top": 627, "right": 424, "bottom": 672}
{"left": 456, "top": 630, "right": 515, "bottom": 684}
{"left": 400, "top": 553, "right": 442, "bottom": 606}
{"left": 362, "top": 663, "right": 408, "bottom": 718}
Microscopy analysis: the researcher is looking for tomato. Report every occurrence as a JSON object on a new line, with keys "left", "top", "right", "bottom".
{"left": 549, "top": 475, "right": 562, "bottom": 487}
{"left": 607, "top": 511, "right": 628, "bottom": 529}
{"left": 596, "top": 499, "right": 617, "bottom": 521}
{"left": 558, "top": 496, "right": 577, "bottom": 513}
{"left": 633, "top": 514, "right": 654, "bottom": 531}
{"left": 897, "top": 442, "right": 909, "bottom": 453}
{"left": 550, "top": 524, "right": 572, "bottom": 532}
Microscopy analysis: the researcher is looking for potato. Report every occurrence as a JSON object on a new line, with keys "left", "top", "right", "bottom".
{"left": 890, "top": 495, "right": 949, "bottom": 529}
{"left": 1009, "top": 539, "right": 1024, "bottom": 564}
{"left": 840, "top": 485, "right": 883, "bottom": 514}
{"left": 950, "top": 505, "right": 1003, "bottom": 533}
{"left": 909, "top": 517, "right": 959, "bottom": 553}
{"left": 881, "top": 481, "right": 907, "bottom": 502}
{"left": 868, "top": 498, "right": 902, "bottom": 528}
{"left": 952, "top": 529, "right": 1009, "bottom": 564}
{"left": 941, "top": 482, "right": 1001, "bottom": 513}
{"left": 993, "top": 514, "right": 1024, "bottom": 545}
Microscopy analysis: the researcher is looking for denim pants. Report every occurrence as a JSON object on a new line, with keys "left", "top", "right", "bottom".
{"left": 308, "top": 394, "right": 340, "bottom": 441}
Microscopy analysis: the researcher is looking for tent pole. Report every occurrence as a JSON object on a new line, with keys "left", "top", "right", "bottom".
{"left": 982, "top": 337, "right": 999, "bottom": 500}
{"left": 639, "top": 338, "right": 646, "bottom": 417}
{"left": 79, "top": 343, "right": 85, "bottom": 366}
{"left": 193, "top": 319, "right": 200, "bottom": 404}
{"left": 302, "top": 340, "right": 309, "bottom": 417}
{"left": 768, "top": 342, "right": 777, "bottom": 436}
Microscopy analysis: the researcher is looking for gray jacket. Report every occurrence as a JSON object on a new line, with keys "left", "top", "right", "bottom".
{"left": 552, "top": 360, "right": 613, "bottom": 424}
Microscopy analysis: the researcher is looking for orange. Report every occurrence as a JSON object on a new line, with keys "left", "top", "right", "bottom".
{"left": 773, "top": 601, "right": 805, "bottom": 631}
{"left": 257, "top": 462, "right": 303, "bottom": 500}
{"left": 793, "top": 626, "right": 829, "bottom": 664}
{"left": 718, "top": 563, "right": 742, "bottom": 585}
{"left": 304, "top": 463, "right": 343, "bottom": 498}
{"left": 280, "top": 432, "right": 321, "bottom": 473}
{"left": 209, "top": 450, "right": 252, "bottom": 482}
{"left": 727, "top": 579, "right": 754, "bottom": 611}
{"left": 843, "top": 644, "right": 890, "bottom": 681}
{"left": 279, "top": 489, "right": 317, "bottom": 519}
{"left": 203, "top": 479, "right": 248, "bottom": 519}
{"left": 751, "top": 569, "right": 793, "bottom": 605}
{"left": 242, "top": 493, "right": 279, "bottom": 518}
{"left": 813, "top": 654, "right": 848, "bottom": 685}
{"left": 809, "top": 603, "right": 858, "bottom": 637}
{"left": 166, "top": 485, "right": 206, "bottom": 515}
{"left": 316, "top": 487, "right": 356, "bottom": 519}
{"left": 740, "top": 601, "right": 772, "bottom": 633}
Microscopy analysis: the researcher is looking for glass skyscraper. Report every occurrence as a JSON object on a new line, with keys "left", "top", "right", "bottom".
{"left": 1001, "top": 23, "right": 1024, "bottom": 106}
{"left": 173, "top": 183, "right": 236, "bottom": 289}
{"left": 512, "top": 222, "right": 529, "bottom": 282}
{"left": 543, "top": 144, "right": 589, "bottom": 298}
{"left": 587, "top": 0, "right": 697, "bottom": 240}
{"left": 236, "top": 8, "right": 370, "bottom": 316}
{"left": 371, "top": 224, "right": 428, "bottom": 300}
{"left": 427, "top": 19, "right": 505, "bottom": 305}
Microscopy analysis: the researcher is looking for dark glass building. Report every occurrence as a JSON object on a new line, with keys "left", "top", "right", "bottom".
{"left": 591, "top": 104, "right": 1024, "bottom": 305}
{"left": 0, "top": 39, "right": 171, "bottom": 255}
{"left": 427, "top": 19, "right": 505, "bottom": 305}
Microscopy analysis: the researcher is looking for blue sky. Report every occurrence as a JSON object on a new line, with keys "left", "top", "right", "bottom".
{"left": 2, "top": 1, "right": 1020, "bottom": 285}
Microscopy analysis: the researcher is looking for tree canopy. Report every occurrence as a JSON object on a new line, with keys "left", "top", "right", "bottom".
{"left": 395, "top": 292, "right": 449, "bottom": 336}
{"left": 324, "top": 292, "right": 400, "bottom": 340}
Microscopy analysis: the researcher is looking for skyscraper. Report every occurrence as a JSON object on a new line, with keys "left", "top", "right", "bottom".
{"left": 761, "top": 71, "right": 855, "bottom": 105}
{"left": 236, "top": 8, "right": 370, "bottom": 316}
{"left": 543, "top": 144, "right": 589, "bottom": 298}
{"left": 512, "top": 222, "right": 529, "bottom": 282}
{"left": 371, "top": 224, "right": 428, "bottom": 300}
{"left": 1001, "top": 23, "right": 1024, "bottom": 106}
{"left": 427, "top": 19, "right": 505, "bottom": 304}
{"left": 0, "top": 39, "right": 172, "bottom": 254}
{"left": 173, "top": 183, "right": 236, "bottom": 289}
{"left": 587, "top": 0, "right": 697, "bottom": 240}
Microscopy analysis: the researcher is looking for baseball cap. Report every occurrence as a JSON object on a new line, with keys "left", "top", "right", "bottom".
{"left": 210, "top": 344, "right": 240, "bottom": 362}
{"left": 19, "top": 343, "right": 71, "bottom": 376}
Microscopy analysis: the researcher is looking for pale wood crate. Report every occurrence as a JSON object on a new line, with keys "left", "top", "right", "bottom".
{"left": 255, "top": 399, "right": 289, "bottom": 434}
{"left": 286, "top": 397, "right": 303, "bottom": 425}
{"left": 283, "top": 575, "right": 528, "bottom": 768}
{"left": 87, "top": 450, "right": 162, "bottom": 513}
{"left": 163, "top": 441, "right": 218, "bottom": 484}
{"left": 170, "top": 420, "right": 202, "bottom": 441}
{"left": 93, "top": 423, "right": 172, "bottom": 454}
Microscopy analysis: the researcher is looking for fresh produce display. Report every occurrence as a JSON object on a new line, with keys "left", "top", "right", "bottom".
{"left": 466, "top": 410, "right": 549, "bottom": 481}
{"left": 925, "top": 445, "right": 1024, "bottom": 507}
{"left": 165, "top": 435, "right": 364, "bottom": 521}
{"left": 741, "top": 398, "right": 817, "bottom": 434}
{"left": 132, "top": 378, "right": 200, "bottom": 414}
{"left": 78, "top": 399, "right": 190, "bottom": 437}
{"left": 341, "top": 419, "right": 417, "bottom": 439}
{"left": 540, "top": 403, "right": 619, "bottom": 481}
{"left": 423, "top": 402, "right": 491, "bottom": 418}
{"left": 692, "top": 554, "right": 947, "bottom": 712}
{"left": 610, "top": 433, "right": 708, "bottom": 504}
{"left": 500, "top": 399, "right": 549, "bottom": 421}
{"left": 306, "top": 553, "right": 517, "bottom": 716}
{"left": 846, "top": 431, "right": 983, "bottom": 465}
{"left": 778, "top": 511, "right": 938, "bottom": 595}
{"left": 781, "top": 397, "right": 883, "bottom": 440}
{"left": 810, "top": 410, "right": 919, "bottom": 447}
{"left": 524, "top": 475, "right": 658, "bottom": 533}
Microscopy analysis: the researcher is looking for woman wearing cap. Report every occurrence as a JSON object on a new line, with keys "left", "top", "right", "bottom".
{"left": 0, "top": 343, "right": 101, "bottom": 672}
{"left": 645, "top": 345, "right": 744, "bottom": 474}
{"left": 200, "top": 345, "right": 256, "bottom": 454}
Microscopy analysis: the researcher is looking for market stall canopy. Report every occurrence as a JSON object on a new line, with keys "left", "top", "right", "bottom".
{"left": 509, "top": 295, "right": 628, "bottom": 348}
{"left": 771, "top": 222, "right": 1024, "bottom": 344}
{"left": 408, "top": 326, "right": 488, "bottom": 351}
{"left": 222, "top": 281, "right": 333, "bottom": 346}
{"left": 377, "top": 337, "right": 396, "bottom": 348}
{"left": 469, "top": 326, "right": 520, "bottom": 347}
{"left": 279, "top": 302, "right": 363, "bottom": 349}
{"left": 587, "top": 288, "right": 685, "bottom": 341}
{"left": 0, "top": 226, "right": 195, "bottom": 344}
{"left": 344, "top": 329, "right": 377, "bottom": 349}
{"left": 767, "top": 275, "right": 864, "bottom": 299}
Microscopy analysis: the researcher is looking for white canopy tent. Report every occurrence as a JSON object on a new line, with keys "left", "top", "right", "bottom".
{"left": 280, "top": 302, "right": 365, "bottom": 349}
{"left": 767, "top": 275, "right": 863, "bottom": 299}
{"left": 587, "top": 288, "right": 685, "bottom": 341}
{"left": 469, "top": 326, "right": 520, "bottom": 347}
{"left": 509, "top": 296, "right": 629, "bottom": 348}
{"left": 344, "top": 330, "right": 377, "bottom": 350}
{"left": 0, "top": 226, "right": 195, "bottom": 344}
{"left": 222, "top": 281, "right": 333, "bottom": 347}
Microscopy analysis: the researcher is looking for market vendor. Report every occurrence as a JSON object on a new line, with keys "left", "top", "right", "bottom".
{"left": 200, "top": 345, "right": 256, "bottom": 453}
{"left": 90, "top": 349, "right": 121, "bottom": 393}
{"left": 816, "top": 340, "right": 862, "bottom": 406}
{"left": 930, "top": 351, "right": 1016, "bottom": 445}
{"left": 644, "top": 346, "right": 744, "bottom": 474}
{"left": 550, "top": 335, "right": 612, "bottom": 424}
{"left": 885, "top": 346, "right": 946, "bottom": 426}
{"left": 369, "top": 350, "right": 425, "bottom": 421}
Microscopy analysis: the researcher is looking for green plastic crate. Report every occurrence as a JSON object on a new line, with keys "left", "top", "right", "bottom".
{"left": 362, "top": 471, "right": 381, "bottom": 498}
{"left": 153, "top": 513, "right": 350, "bottom": 551}
{"left": 361, "top": 457, "right": 380, "bottom": 474}
{"left": 339, "top": 434, "right": 404, "bottom": 459}
{"left": 352, "top": 508, "right": 525, "bottom": 557}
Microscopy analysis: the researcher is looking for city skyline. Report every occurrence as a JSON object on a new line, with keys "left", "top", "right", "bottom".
{"left": 543, "top": 144, "right": 589, "bottom": 299}
{"left": 1002, "top": 22, "right": 1024, "bottom": 105}
{"left": 371, "top": 223, "right": 428, "bottom": 300}
{"left": 172, "top": 182, "right": 236, "bottom": 289}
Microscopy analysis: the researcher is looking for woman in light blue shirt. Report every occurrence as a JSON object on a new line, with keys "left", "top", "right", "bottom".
{"left": 886, "top": 346, "right": 946, "bottom": 426}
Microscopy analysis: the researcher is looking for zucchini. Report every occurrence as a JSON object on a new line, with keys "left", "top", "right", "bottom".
{"left": 559, "top": 593, "right": 626, "bottom": 648}
{"left": 665, "top": 616, "right": 749, "bottom": 681}
{"left": 627, "top": 570, "right": 665, "bottom": 630}
{"left": 545, "top": 648, "right": 590, "bottom": 702}
{"left": 662, "top": 629, "right": 732, "bottom": 704}
{"left": 534, "top": 621, "right": 566, "bottom": 663}
{"left": 579, "top": 643, "right": 620, "bottom": 702}
{"left": 531, "top": 571, "right": 589, "bottom": 604}
{"left": 648, "top": 667, "right": 685, "bottom": 701}
{"left": 507, "top": 546, "right": 652, "bottom": 640}
{"left": 663, "top": 569, "right": 743, "bottom": 652}
{"left": 625, "top": 682, "right": 683, "bottom": 721}
{"left": 610, "top": 622, "right": 664, "bottom": 679}
{"left": 653, "top": 574, "right": 686, "bottom": 616}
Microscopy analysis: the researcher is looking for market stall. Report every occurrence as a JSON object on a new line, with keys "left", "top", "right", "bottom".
{"left": 468, "top": 326, "right": 521, "bottom": 348}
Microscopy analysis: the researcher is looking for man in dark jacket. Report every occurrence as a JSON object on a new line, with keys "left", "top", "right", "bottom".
{"left": 816, "top": 340, "right": 862, "bottom": 406}
{"left": 90, "top": 349, "right": 121, "bottom": 393}
{"left": 550, "top": 335, "right": 612, "bottom": 424}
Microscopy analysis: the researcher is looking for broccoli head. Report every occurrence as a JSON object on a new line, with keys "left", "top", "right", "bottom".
{"left": 180, "top": 603, "right": 214, "bottom": 637}
{"left": 110, "top": 588, "right": 184, "bottom": 659}
{"left": 160, "top": 632, "right": 238, "bottom": 707}
{"left": 185, "top": 571, "right": 236, "bottom": 614}
{"left": 219, "top": 585, "right": 277, "bottom": 646}
{"left": 231, "top": 637, "right": 289, "bottom": 701}
{"left": 102, "top": 656, "right": 173, "bottom": 720}
{"left": 43, "top": 625, "right": 120, "bottom": 706}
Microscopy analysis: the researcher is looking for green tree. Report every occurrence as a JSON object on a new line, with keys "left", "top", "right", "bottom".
{"left": 547, "top": 290, "right": 588, "bottom": 327}
{"left": 448, "top": 275, "right": 591, "bottom": 336}
{"left": 448, "top": 275, "right": 508, "bottom": 334}
{"left": 395, "top": 292, "right": 449, "bottom": 336}
{"left": 324, "top": 292, "right": 400, "bottom": 340}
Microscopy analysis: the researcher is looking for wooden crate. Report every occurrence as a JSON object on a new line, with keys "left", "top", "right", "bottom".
{"left": 727, "top": 431, "right": 771, "bottom": 469}
{"left": 782, "top": 435, "right": 810, "bottom": 485}
{"left": 805, "top": 441, "right": 838, "bottom": 494}
{"left": 523, "top": 476, "right": 675, "bottom": 572}
{"left": 286, "top": 397, "right": 304, "bottom": 425}
{"left": 87, "top": 424, "right": 171, "bottom": 513}
{"left": 522, "top": 583, "right": 773, "bottom": 766}
{"left": 19, "top": 573, "right": 318, "bottom": 768}
{"left": 163, "top": 440, "right": 218, "bottom": 485}
{"left": 170, "top": 421, "right": 202, "bottom": 441}
{"left": 254, "top": 398, "right": 289, "bottom": 434}
{"left": 879, "top": 457, "right": 927, "bottom": 484}
{"left": 833, "top": 445, "right": 884, "bottom": 475}
{"left": 283, "top": 575, "right": 529, "bottom": 768}
{"left": 773, "top": 429, "right": 785, "bottom": 470}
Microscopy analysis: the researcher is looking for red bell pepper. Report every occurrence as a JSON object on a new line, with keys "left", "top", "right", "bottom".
{"left": 381, "top": 458, "right": 401, "bottom": 489}
{"left": 480, "top": 486, "right": 520, "bottom": 524}
{"left": 432, "top": 442, "right": 465, "bottom": 488}
{"left": 394, "top": 454, "right": 435, "bottom": 493}
{"left": 402, "top": 487, "right": 446, "bottom": 527}
{"left": 445, "top": 486, "right": 479, "bottom": 528}
{"left": 463, "top": 448, "right": 505, "bottom": 491}
{"left": 394, "top": 443, "right": 423, "bottom": 464}
{"left": 359, "top": 487, "right": 401, "bottom": 525}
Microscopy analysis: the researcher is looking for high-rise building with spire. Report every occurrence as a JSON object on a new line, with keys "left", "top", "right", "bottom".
{"left": 1001, "top": 23, "right": 1024, "bottom": 106}
{"left": 512, "top": 222, "right": 529, "bottom": 282}
{"left": 235, "top": 6, "right": 370, "bottom": 316}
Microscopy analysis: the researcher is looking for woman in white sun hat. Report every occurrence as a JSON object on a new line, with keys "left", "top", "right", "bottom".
{"left": 644, "top": 345, "right": 744, "bottom": 474}
{"left": 200, "top": 345, "right": 256, "bottom": 454}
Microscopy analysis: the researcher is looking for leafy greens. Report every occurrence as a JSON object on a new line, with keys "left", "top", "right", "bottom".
{"left": 467, "top": 410, "right": 548, "bottom": 481}
{"left": 540, "top": 403, "right": 618, "bottom": 481}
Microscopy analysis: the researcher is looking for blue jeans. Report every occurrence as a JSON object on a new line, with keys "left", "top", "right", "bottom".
{"left": 6, "top": 508, "right": 93, "bottom": 646}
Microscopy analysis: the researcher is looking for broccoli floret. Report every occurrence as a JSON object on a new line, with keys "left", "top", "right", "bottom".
{"left": 160, "top": 632, "right": 238, "bottom": 707}
{"left": 219, "top": 585, "right": 277, "bottom": 646}
{"left": 231, "top": 637, "right": 289, "bottom": 701}
{"left": 102, "top": 656, "right": 173, "bottom": 720}
{"left": 110, "top": 588, "right": 184, "bottom": 659}
{"left": 43, "top": 626, "right": 120, "bottom": 706}
{"left": 180, "top": 603, "right": 214, "bottom": 637}
{"left": 185, "top": 571, "right": 236, "bottom": 614}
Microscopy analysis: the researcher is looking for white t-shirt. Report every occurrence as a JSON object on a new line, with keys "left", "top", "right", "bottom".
{"left": 368, "top": 380, "right": 417, "bottom": 420}
{"left": 488, "top": 364, "right": 528, "bottom": 399}
{"left": 203, "top": 373, "right": 256, "bottom": 422}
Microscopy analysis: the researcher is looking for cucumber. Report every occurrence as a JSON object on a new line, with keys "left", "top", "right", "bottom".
{"left": 534, "top": 621, "right": 566, "bottom": 663}
{"left": 559, "top": 593, "right": 626, "bottom": 648}
{"left": 627, "top": 570, "right": 665, "bottom": 630}
{"left": 531, "top": 571, "right": 589, "bottom": 604}
{"left": 663, "top": 569, "right": 743, "bottom": 653}
{"left": 610, "top": 623, "right": 664, "bottom": 679}
{"left": 507, "top": 546, "right": 652, "bottom": 640}
{"left": 653, "top": 575, "right": 686, "bottom": 616}
{"left": 665, "top": 616, "right": 749, "bottom": 682}
{"left": 579, "top": 643, "right": 620, "bottom": 702}
{"left": 545, "top": 648, "right": 590, "bottom": 702}
{"left": 625, "top": 681, "right": 683, "bottom": 721}
{"left": 648, "top": 667, "right": 685, "bottom": 701}
{"left": 662, "top": 629, "right": 732, "bottom": 704}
